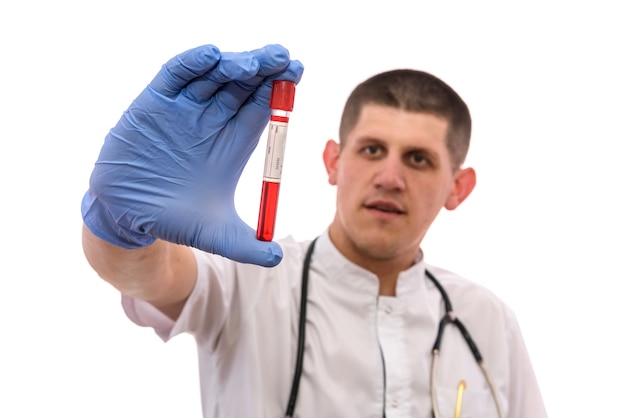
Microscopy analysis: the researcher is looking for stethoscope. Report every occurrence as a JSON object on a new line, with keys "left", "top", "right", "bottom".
{"left": 285, "top": 237, "right": 505, "bottom": 418}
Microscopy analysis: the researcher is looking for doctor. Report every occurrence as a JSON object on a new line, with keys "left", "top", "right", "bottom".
{"left": 82, "top": 44, "right": 547, "bottom": 417}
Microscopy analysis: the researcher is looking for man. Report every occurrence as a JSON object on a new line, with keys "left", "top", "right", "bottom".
{"left": 82, "top": 44, "right": 547, "bottom": 417}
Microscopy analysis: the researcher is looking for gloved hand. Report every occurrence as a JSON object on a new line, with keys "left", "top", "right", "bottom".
{"left": 82, "top": 44, "right": 304, "bottom": 267}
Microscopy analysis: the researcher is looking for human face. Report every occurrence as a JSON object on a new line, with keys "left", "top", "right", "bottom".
{"left": 323, "top": 104, "right": 475, "bottom": 268}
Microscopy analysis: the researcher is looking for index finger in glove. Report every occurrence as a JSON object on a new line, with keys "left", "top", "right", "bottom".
{"left": 204, "top": 44, "right": 294, "bottom": 110}
{"left": 243, "top": 59, "right": 305, "bottom": 112}
{"left": 149, "top": 44, "right": 221, "bottom": 98}
{"left": 184, "top": 44, "right": 291, "bottom": 105}
{"left": 183, "top": 51, "right": 263, "bottom": 104}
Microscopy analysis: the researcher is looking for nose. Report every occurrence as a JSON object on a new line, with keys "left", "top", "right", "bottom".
{"left": 373, "top": 155, "right": 405, "bottom": 191}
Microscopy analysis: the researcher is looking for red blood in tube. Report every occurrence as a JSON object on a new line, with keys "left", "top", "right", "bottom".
{"left": 256, "top": 80, "right": 296, "bottom": 241}
{"left": 256, "top": 180, "right": 281, "bottom": 241}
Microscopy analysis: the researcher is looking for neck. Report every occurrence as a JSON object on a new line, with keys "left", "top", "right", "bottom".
{"left": 329, "top": 225, "right": 421, "bottom": 296}
{"left": 327, "top": 227, "right": 421, "bottom": 297}
{"left": 378, "top": 274, "right": 399, "bottom": 296}
{"left": 360, "top": 256, "right": 417, "bottom": 296}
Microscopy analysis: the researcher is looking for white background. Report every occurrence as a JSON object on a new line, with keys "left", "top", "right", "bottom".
{"left": 1, "top": 1, "right": 624, "bottom": 416}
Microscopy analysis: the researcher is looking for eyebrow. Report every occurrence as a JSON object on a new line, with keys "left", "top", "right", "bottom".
{"left": 355, "top": 137, "right": 442, "bottom": 157}
{"left": 407, "top": 147, "right": 441, "bottom": 160}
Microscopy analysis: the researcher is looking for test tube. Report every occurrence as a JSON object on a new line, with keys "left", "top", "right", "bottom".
{"left": 256, "top": 80, "right": 296, "bottom": 241}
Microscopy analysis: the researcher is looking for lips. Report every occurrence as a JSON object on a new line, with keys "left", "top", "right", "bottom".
{"left": 364, "top": 199, "right": 405, "bottom": 214}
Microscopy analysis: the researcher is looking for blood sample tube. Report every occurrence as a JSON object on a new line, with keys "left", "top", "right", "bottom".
{"left": 256, "top": 80, "right": 296, "bottom": 241}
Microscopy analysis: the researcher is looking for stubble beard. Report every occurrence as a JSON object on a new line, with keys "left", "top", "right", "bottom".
{"left": 350, "top": 229, "right": 408, "bottom": 261}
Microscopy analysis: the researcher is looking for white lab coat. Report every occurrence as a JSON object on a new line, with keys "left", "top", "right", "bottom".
{"left": 123, "top": 230, "right": 547, "bottom": 418}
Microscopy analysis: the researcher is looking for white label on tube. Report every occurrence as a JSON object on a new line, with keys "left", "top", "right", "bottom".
{"left": 263, "top": 122, "right": 289, "bottom": 181}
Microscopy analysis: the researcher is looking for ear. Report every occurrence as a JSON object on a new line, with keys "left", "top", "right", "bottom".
{"left": 444, "top": 167, "right": 476, "bottom": 210}
{"left": 322, "top": 139, "right": 341, "bottom": 185}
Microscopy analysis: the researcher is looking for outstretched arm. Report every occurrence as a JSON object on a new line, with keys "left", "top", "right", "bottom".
{"left": 81, "top": 44, "right": 304, "bottom": 319}
{"left": 82, "top": 226, "right": 195, "bottom": 320}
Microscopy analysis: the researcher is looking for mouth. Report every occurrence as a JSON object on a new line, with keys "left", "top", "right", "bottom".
{"left": 364, "top": 200, "right": 406, "bottom": 215}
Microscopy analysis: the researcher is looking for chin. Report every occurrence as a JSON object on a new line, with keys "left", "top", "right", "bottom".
{"left": 353, "top": 234, "right": 406, "bottom": 260}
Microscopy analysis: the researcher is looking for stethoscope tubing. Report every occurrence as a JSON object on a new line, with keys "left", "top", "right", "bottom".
{"left": 285, "top": 237, "right": 317, "bottom": 416}
{"left": 286, "top": 238, "right": 504, "bottom": 418}
{"left": 425, "top": 273, "right": 505, "bottom": 418}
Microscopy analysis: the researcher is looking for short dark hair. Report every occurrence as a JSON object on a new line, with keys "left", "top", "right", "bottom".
{"left": 339, "top": 69, "right": 472, "bottom": 170}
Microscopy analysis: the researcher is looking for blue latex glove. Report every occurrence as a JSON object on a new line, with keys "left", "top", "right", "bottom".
{"left": 82, "top": 44, "right": 304, "bottom": 266}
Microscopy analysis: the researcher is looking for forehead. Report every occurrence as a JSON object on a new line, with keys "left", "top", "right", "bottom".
{"left": 346, "top": 104, "right": 449, "bottom": 148}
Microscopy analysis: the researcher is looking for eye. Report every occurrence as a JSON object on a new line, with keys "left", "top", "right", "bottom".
{"left": 408, "top": 152, "right": 431, "bottom": 167}
{"left": 362, "top": 144, "right": 383, "bottom": 157}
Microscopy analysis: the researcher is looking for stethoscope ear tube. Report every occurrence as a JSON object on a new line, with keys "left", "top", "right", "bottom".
{"left": 453, "top": 318, "right": 483, "bottom": 363}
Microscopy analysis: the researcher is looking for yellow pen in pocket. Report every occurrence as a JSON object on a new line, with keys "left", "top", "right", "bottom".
{"left": 454, "top": 380, "right": 466, "bottom": 418}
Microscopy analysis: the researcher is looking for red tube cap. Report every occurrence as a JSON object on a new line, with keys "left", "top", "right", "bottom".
{"left": 270, "top": 80, "right": 296, "bottom": 111}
